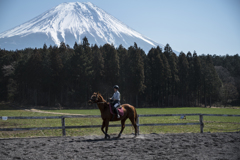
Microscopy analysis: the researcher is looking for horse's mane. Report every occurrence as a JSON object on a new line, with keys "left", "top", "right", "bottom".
{"left": 96, "top": 92, "right": 107, "bottom": 103}
{"left": 96, "top": 93, "right": 109, "bottom": 109}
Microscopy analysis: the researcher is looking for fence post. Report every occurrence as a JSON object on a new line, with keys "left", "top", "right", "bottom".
{"left": 199, "top": 114, "right": 203, "bottom": 133}
{"left": 61, "top": 116, "right": 66, "bottom": 136}
{"left": 137, "top": 115, "right": 140, "bottom": 135}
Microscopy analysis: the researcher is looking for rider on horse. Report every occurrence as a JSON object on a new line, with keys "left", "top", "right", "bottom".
{"left": 110, "top": 85, "right": 121, "bottom": 118}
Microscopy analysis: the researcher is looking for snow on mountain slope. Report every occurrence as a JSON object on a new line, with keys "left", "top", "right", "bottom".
{"left": 0, "top": 2, "right": 176, "bottom": 54}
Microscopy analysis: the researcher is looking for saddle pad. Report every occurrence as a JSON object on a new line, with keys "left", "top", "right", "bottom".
{"left": 109, "top": 104, "right": 124, "bottom": 116}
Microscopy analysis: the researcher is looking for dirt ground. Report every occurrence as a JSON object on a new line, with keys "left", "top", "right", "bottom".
{"left": 0, "top": 132, "right": 240, "bottom": 160}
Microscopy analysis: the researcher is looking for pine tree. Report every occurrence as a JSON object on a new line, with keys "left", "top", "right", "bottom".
{"left": 205, "top": 55, "right": 222, "bottom": 107}
{"left": 160, "top": 49, "right": 171, "bottom": 106}
{"left": 187, "top": 51, "right": 194, "bottom": 106}
{"left": 118, "top": 44, "right": 129, "bottom": 103}
{"left": 91, "top": 44, "right": 105, "bottom": 92}
{"left": 163, "top": 43, "right": 172, "bottom": 60}
{"left": 27, "top": 48, "right": 43, "bottom": 105}
{"left": 71, "top": 38, "right": 93, "bottom": 105}
{"left": 0, "top": 49, "right": 8, "bottom": 101}
{"left": 178, "top": 52, "right": 189, "bottom": 106}
{"left": 82, "top": 36, "right": 90, "bottom": 47}
{"left": 102, "top": 43, "right": 120, "bottom": 88}
{"left": 168, "top": 52, "right": 179, "bottom": 106}
{"left": 128, "top": 43, "right": 146, "bottom": 107}
{"left": 147, "top": 47, "right": 164, "bottom": 106}
{"left": 41, "top": 44, "right": 52, "bottom": 106}
{"left": 193, "top": 51, "right": 202, "bottom": 106}
{"left": 50, "top": 46, "right": 63, "bottom": 104}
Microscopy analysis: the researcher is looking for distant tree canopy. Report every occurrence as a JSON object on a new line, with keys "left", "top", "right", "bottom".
{"left": 0, "top": 37, "right": 239, "bottom": 108}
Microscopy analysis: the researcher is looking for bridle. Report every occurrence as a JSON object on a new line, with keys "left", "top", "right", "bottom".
{"left": 90, "top": 93, "right": 100, "bottom": 103}
{"left": 90, "top": 93, "right": 106, "bottom": 104}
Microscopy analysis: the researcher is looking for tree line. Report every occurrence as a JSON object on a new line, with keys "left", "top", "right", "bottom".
{"left": 0, "top": 37, "right": 239, "bottom": 108}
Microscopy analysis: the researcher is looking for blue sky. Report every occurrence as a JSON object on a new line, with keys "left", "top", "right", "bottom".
{"left": 0, "top": 0, "right": 239, "bottom": 55}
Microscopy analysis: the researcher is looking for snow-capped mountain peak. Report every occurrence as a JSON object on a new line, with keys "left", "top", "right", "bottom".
{"left": 0, "top": 2, "right": 167, "bottom": 53}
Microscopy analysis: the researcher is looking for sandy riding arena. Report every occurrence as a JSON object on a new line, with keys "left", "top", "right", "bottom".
{"left": 1, "top": 133, "right": 239, "bottom": 160}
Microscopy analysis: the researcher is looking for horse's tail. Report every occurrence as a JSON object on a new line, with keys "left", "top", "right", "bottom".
{"left": 134, "top": 108, "right": 138, "bottom": 124}
{"left": 134, "top": 107, "right": 138, "bottom": 132}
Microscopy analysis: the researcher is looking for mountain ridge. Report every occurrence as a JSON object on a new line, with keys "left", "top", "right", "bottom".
{"left": 0, "top": 2, "right": 177, "bottom": 54}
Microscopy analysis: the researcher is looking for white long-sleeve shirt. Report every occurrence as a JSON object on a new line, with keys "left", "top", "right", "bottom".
{"left": 111, "top": 91, "right": 120, "bottom": 101}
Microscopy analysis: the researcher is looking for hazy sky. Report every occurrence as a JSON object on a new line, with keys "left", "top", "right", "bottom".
{"left": 0, "top": 0, "right": 239, "bottom": 55}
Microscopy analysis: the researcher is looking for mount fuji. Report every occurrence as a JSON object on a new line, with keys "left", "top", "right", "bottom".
{"left": 0, "top": 2, "right": 175, "bottom": 53}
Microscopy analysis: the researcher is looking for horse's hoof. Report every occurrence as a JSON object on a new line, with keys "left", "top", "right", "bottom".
{"left": 105, "top": 134, "right": 110, "bottom": 139}
{"left": 117, "top": 134, "right": 121, "bottom": 138}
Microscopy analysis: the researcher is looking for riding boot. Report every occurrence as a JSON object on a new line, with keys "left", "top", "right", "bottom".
{"left": 115, "top": 108, "right": 120, "bottom": 118}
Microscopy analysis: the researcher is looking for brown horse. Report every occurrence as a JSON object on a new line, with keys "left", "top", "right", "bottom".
{"left": 88, "top": 92, "right": 138, "bottom": 139}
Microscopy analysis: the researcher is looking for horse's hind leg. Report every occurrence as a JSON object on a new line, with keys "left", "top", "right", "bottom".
{"left": 117, "top": 119, "right": 126, "bottom": 138}
{"left": 129, "top": 117, "right": 138, "bottom": 137}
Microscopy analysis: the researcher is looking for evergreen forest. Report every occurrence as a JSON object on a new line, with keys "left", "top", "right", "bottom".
{"left": 0, "top": 37, "right": 239, "bottom": 108}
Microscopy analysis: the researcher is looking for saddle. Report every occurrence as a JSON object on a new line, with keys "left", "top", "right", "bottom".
{"left": 109, "top": 104, "right": 124, "bottom": 117}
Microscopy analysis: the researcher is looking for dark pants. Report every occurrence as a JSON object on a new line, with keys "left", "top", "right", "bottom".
{"left": 112, "top": 100, "right": 120, "bottom": 116}
{"left": 113, "top": 100, "right": 120, "bottom": 108}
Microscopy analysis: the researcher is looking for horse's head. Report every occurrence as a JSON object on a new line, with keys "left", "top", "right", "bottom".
{"left": 88, "top": 92, "right": 100, "bottom": 105}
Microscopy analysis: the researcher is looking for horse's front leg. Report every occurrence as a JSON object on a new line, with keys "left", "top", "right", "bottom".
{"left": 101, "top": 120, "right": 106, "bottom": 136}
{"left": 104, "top": 120, "right": 110, "bottom": 139}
